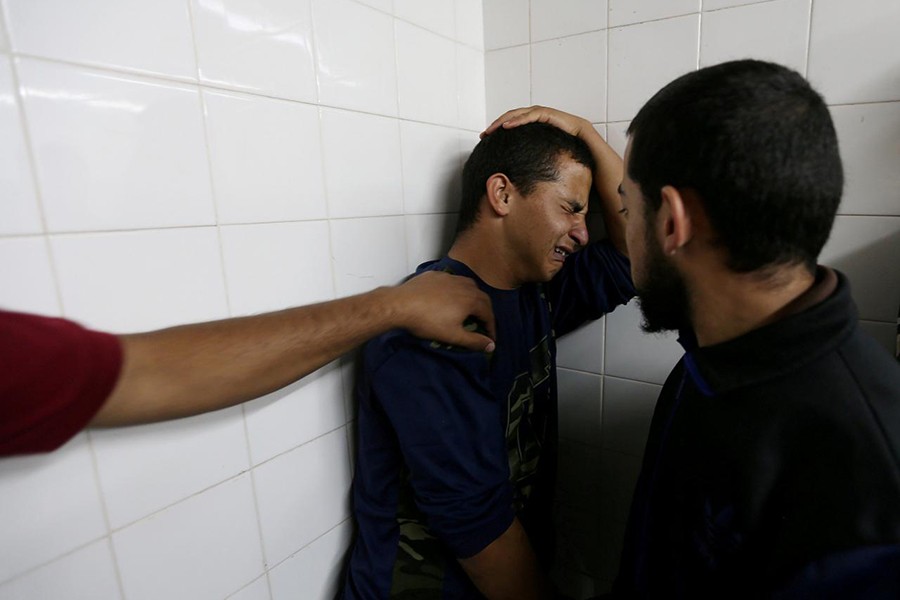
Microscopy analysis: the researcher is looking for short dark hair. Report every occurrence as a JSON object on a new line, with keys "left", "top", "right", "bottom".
{"left": 458, "top": 122, "right": 596, "bottom": 234}
{"left": 627, "top": 59, "right": 843, "bottom": 273}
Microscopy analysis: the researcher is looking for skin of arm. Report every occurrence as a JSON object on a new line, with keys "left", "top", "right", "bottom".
{"left": 90, "top": 271, "right": 496, "bottom": 427}
{"left": 458, "top": 518, "right": 554, "bottom": 600}
{"left": 483, "top": 106, "right": 628, "bottom": 256}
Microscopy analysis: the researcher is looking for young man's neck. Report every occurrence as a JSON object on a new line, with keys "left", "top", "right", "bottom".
{"left": 686, "top": 262, "right": 817, "bottom": 347}
{"left": 448, "top": 228, "right": 520, "bottom": 290}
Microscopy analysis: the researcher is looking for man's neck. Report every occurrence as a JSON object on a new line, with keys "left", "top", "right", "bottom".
{"left": 448, "top": 230, "right": 520, "bottom": 290}
{"left": 686, "top": 263, "right": 817, "bottom": 347}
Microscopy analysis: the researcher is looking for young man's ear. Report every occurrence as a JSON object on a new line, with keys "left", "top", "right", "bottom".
{"left": 485, "top": 173, "right": 513, "bottom": 217}
{"left": 658, "top": 185, "right": 693, "bottom": 255}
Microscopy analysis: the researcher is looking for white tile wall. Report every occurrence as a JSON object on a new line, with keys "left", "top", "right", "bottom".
{"left": 609, "top": 0, "right": 700, "bottom": 27}
{"left": 244, "top": 362, "right": 346, "bottom": 465}
{"left": 312, "top": 0, "right": 397, "bottom": 116}
{"left": 220, "top": 221, "right": 334, "bottom": 316}
{"left": 253, "top": 428, "right": 351, "bottom": 566}
{"left": 531, "top": 0, "right": 607, "bottom": 42}
{"left": 532, "top": 32, "right": 607, "bottom": 123}
{"left": 0, "top": 57, "right": 41, "bottom": 236}
{"left": 0, "top": 9, "right": 8, "bottom": 53}
{"left": 0, "top": 435, "right": 106, "bottom": 583}
{"left": 830, "top": 102, "right": 900, "bottom": 216}
{"left": 700, "top": 0, "right": 810, "bottom": 74}
{"left": 601, "top": 377, "right": 660, "bottom": 458}
{"left": 51, "top": 228, "right": 229, "bottom": 332}
{"left": 268, "top": 520, "right": 353, "bottom": 600}
{"left": 112, "top": 474, "right": 264, "bottom": 600}
{"left": 320, "top": 108, "right": 403, "bottom": 218}
{"left": 4, "top": 0, "right": 899, "bottom": 597}
{"left": 329, "top": 216, "right": 409, "bottom": 296}
{"left": 608, "top": 15, "right": 700, "bottom": 122}
{"left": 4, "top": 0, "right": 197, "bottom": 80}
{"left": 91, "top": 406, "right": 249, "bottom": 528}
{"left": 808, "top": 0, "right": 900, "bottom": 105}
{"left": 400, "top": 121, "right": 463, "bottom": 215}
{"left": 0, "top": 237, "right": 59, "bottom": 315}
{"left": 819, "top": 215, "right": 900, "bottom": 323}
{"left": 192, "top": 0, "right": 317, "bottom": 102}
{"left": 458, "top": 44, "right": 487, "bottom": 131}
{"left": 393, "top": 0, "right": 455, "bottom": 40}
{"left": 484, "top": 45, "right": 530, "bottom": 120}
{"left": 204, "top": 89, "right": 327, "bottom": 224}
{"left": 0, "top": 540, "right": 121, "bottom": 600}
{"left": 557, "top": 318, "right": 605, "bottom": 374}
{"left": 396, "top": 21, "right": 459, "bottom": 127}
{"left": 18, "top": 60, "right": 215, "bottom": 233}
{"left": 483, "top": 0, "right": 529, "bottom": 50}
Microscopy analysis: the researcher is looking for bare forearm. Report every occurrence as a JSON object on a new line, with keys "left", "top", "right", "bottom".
{"left": 580, "top": 125, "right": 627, "bottom": 255}
{"left": 91, "top": 273, "right": 496, "bottom": 426}
{"left": 458, "top": 518, "right": 553, "bottom": 600}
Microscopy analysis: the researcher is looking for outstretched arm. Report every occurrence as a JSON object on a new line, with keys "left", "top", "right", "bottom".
{"left": 91, "top": 271, "right": 496, "bottom": 426}
{"left": 483, "top": 106, "right": 627, "bottom": 256}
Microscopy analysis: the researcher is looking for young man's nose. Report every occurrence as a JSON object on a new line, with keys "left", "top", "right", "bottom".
{"left": 570, "top": 223, "right": 588, "bottom": 248}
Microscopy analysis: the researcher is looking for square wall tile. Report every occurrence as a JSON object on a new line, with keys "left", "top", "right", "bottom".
{"left": 700, "top": 0, "right": 810, "bottom": 74}
{"left": 557, "top": 317, "right": 605, "bottom": 374}
{"left": 484, "top": 46, "right": 530, "bottom": 121}
{"left": 205, "top": 90, "right": 326, "bottom": 224}
{"left": 557, "top": 368, "right": 603, "bottom": 446}
{"left": 396, "top": 22, "right": 459, "bottom": 127}
{"left": 601, "top": 376, "right": 660, "bottom": 457}
{"left": 458, "top": 44, "right": 487, "bottom": 131}
{"left": 320, "top": 108, "right": 403, "bottom": 219}
{"left": 0, "top": 58, "right": 41, "bottom": 235}
{"left": 557, "top": 437, "right": 603, "bottom": 508}
{"left": 605, "top": 300, "right": 683, "bottom": 385}
{"left": 609, "top": 15, "right": 700, "bottom": 126}
{"left": 0, "top": 237, "right": 60, "bottom": 316}
{"left": 227, "top": 577, "right": 270, "bottom": 600}
{"left": 192, "top": 0, "right": 316, "bottom": 102}
{"left": 606, "top": 121, "right": 629, "bottom": 157}
{"left": 91, "top": 406, "right": 249, "bottom": 528}
{"left": 531, "top": 0, "right": 607, "bottom": 42}
{"left": 400, "top": 121, "right": 463, "bottom": 215}
{"left": 609, "top": 0, "right": 700, "bottom": 27}
{"left": 483, "top": 0, "right": 529, "bottom": 50}
{"left": 355, "top": 0, "right": 392, "bottom": 12}
{"left": 704, "top": 0, "right": 772, "bottom": 9}
{"left": 18, "top": 60, "right": 215, "bottom": 233}
{"left": 819, "top": 215, "right": 900, "bottom": 323}
{"left": 0, "top": 435, "right": 107, "bottom": 582}
{"left": 394, "top": 0, "right": 455, "bottom": 39}
{"left": 220, "top": 221, "right": 334, "bottom": 316}
{"left": 532, "top": 31, "right": 607, "bottom": 124}
{"left": 5, "top": 0, "right": 196, "bottom": 80}
{"left": 456, "top": 0, "right": 485, "bottom": 49}
{"left": 51, "top": 228, "right": 229, "bottom": 332}
{"left": 253, "top": 428, "right": 351, "bottom": 566}
{"left": 831, "top": 102, "right": 900, "bottom": 216}
{"left": 405, "top": 213, "right": 457, "bottom": 272}
{"left": 113, "top": 475, "right": 264, "bottom": 600}
{"left": 330, "top": 216, "right": 409, "bottom": 296}
{"left": 268, "top": 520, "right": 353, "bottom": 600}
{"left": 244, "top": 362, "right": 346, "bottom": 465}
{"left": 808, "top": 0, "right": 900, "bottom": 104}
{"left": 0, "top": 9, "right": 8, "bottom": 53}
{"left": 858, "top": 320, "right": 896, "bottom": 358}
{"left": 312, "top": 0, "right": 397, "bottom": 116}
{"left": 0, "top": 540, "right": 120, "bottom": 600}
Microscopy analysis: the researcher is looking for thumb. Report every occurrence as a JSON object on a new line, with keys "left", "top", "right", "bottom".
{"left": 452, "top": 331, "right": 496, "bottom": 353}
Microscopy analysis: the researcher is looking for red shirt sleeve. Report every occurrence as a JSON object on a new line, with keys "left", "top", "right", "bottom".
{"left": 0, "top": 310, "right": 123, "bottom": 456}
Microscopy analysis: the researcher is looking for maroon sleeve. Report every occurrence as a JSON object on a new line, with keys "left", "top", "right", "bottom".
{"left": 0, "top": 310, "right": 123, "bottom": 456}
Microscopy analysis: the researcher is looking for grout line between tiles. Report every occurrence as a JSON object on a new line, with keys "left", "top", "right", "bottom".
{"left": 804, "top": 0, "right": 815, "bottom": 77}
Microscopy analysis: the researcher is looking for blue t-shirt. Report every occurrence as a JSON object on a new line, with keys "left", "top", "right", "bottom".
{"left": 343, "top": 241, "right": 634, "bottom": 599}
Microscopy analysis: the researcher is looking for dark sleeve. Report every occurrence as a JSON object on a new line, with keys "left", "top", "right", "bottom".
{"left": 772, "top": 544, "right": 900, "bottom": 599}
{"left": 0, "top": 310, "right": 123, "bottom": 456}
{"left": 548, "top": 240, "right": 635, "bottom": 337}
{"left": 370, "top": 339, "right": 515, "bottom": 558}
